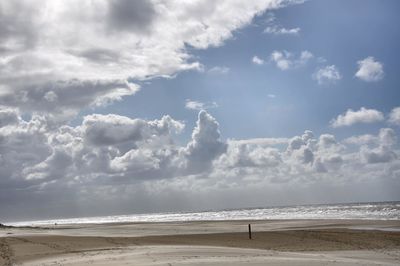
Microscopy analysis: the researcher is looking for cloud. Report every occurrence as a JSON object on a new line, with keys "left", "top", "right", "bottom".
{"left": 252, "top": 56, "right": 265, "bottom": 65}
{"left": 207, "top": 66, "right": 230, "bottom": 75}
{"left": 360, "top": 129, "right": 398, "bottom": 164}
{"left": 228, "top": 138, "right": 289, "bottom": 146}
{"left": 2, "top": 106, "right": 400, "bottom": 220}
{"left": 312, "top": 65, "right": 341, "bottom": 85}
{"left": 355, "top": 56, "right": 384, "bottom": 82}
{"left": 344, "top": 128, "right": 397, "bottom": 147}
{"left": 0, "top": 107, "right": 19, "bottom": 127}
{"left": 388, "top": 107, "right": 400, "bottom": 125}
{"left": 0, "top": 109, "right": 231, "bottom": 187}
{"left": 216, "top": 129, "right": 350, "bottom": 184}
{"left": 83, "top": 113, "right": 184, "bottom": 147}
{"left": 263, "top": 12, "right": 300, "bottom": 36}
{"left": 0, "top": 80, "right": 139, "bottom": 119}
{"left": 218, "top": 143, "right": 282, "bottom": 169}
{"left": 0, "top": 113, "right": 52, "bottom": 187}
{"left": 185, "top": 100, "right": 218, "bottom": 111}
{"left": 285, "top": 130, "right": 316, "bottom": 165}
{"left": 23, "top": 148, "right": 74, "bottom": 181}
{"left": 330, "top": 107, "right": 384, "bottom": 128}
{"left": 299, "top": 51, "right": 314, "bottom": 63}
{"left": 0, "top": 108, "right": 183, "bottom": 188}
{"left": 270, "top": 50, "right": 313, "bottom": 70}
{"left": 107, "top": 0, "right": 156, "bottom": 34}
{"left": 277, "top": 127, "right": 397, "bottom": 177}
{"left": 378, "top": 128, "right": 397, "bottom": 146}
{"left": 361, "top": 146, "right": 397, "bottom": 164}
{"left": 184, "top": 110, "right": 227, "bottom": 173}
{"left": 318, "top": 134, "right": 337, "bottom": 148}
{"left": 264, "top": 26, "right": 300, "bottom": 35}
{"left": 0, "top": 1, "right": 39, "bottom": 52}
{"left": 110, "top": 148, "right": 165, "bottom": 175}
{"left": 270, "top": 51, "right": 292, "bottom": 70}
{"left": 0, "top": 0, "right": 295, "bottom": 117}
{"left": 299, "top": 146, "right": 314, "bottom": 164}
{"left": 344, "top": 134, "right": 377, "bottom": 146}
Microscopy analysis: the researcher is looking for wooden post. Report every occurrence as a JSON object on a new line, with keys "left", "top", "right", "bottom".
{"left": 248, "top": 224, "right": 252, "bottom": 240}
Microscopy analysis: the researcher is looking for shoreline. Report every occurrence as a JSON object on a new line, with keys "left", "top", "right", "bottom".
{"left": 5, "top": 217, "right": 400, "bottom": 227}
{"left": 6, "top": 200, "right": 399, "bottom": 227}
{"left": 1, "top": 219, "right": 399, "bottom": 265}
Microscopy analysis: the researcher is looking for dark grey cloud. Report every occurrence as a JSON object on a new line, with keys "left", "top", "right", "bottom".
{"left": 314, "top": 155, "right": 343, "bottom": 173}
{"left": 360, "top": 128, "right": 398, "bottom": 164}
{"left": 362, "top": 146, "right": 397, "bottom": 164}
{"left": 24, "top": 148, "right": 74, "bottom": 182}
{"left": 0, "top": 1, "right": 38, "bottom": 53}
{"left": 71, "top": 48, "right": 121, "bottom": 63}
{"left": 324, "top": 155, "right": 343, "bottom": 165}
{"left": 83, "top": 114, "right": 183, "bottom": 156}
{"left": 301, "top": 147, "right": 314, "bottom": 164}
{"left": 0, "top": 80, "right": 138, "bottom": 118}
{"left": 108, "top": 0, "right": 156, "bottom": 34}
{"left": 0, "top": 108, "right": 19, "bottom": 127}
{"left": 0, "top": 118, "right": 51, "bottom": 188}
{"left": 288, "top": 136, "right": 303, "bottom": 150}
{"left": 379, "top": 128, "right": 397, "bottom": 146}
{"left": 313, "top": 158, "right": 327, "bottom": 173}
{"left": 84, "top": 114, "right": 153, "bottom": 146}
{"left": 110, "top": 148, "right": 181, "bottom": 181}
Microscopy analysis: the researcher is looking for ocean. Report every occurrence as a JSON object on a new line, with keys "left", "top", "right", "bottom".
{"left": 7, "top": 201, "right": 400, "bottom": 227}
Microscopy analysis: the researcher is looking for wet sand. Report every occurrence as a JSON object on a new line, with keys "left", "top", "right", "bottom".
{"left": 1, "top": 219, "right": 400, "bottom": 265}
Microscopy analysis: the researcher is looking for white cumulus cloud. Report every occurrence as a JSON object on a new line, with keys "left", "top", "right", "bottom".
{"left": 207, "top": 66, "right": 230, "bottom": 75}
{"left": 331, "top": 107, "right": 384, "bottom": 128}
{"left": 355, "top": 56, "right": 384, "bottom": 82}
{"left": 185, "top": 100, "right": 218, "bottom": 111}
{"left": 388, "top": 107, "right": 400, "bottom": 125}
{"left": 312, "top": 65, "right": 341, "bottom": 85}
{"left": 270, "top": 50, "right": 313, "bottom": 70}
{"left": 252, "top": 56, "right": 265, "bottom": 65}
{"left": 263, "top": 12, "right": 300, "bottom": 36}
{"left": 264, "top": 25, "right": 300, "bottom": 35}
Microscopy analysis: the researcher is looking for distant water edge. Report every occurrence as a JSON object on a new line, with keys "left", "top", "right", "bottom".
{"left": 7, "top": 201, "right": 400, "bottom": 227}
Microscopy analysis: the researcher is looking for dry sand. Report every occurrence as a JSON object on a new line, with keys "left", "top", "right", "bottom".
{"left": 1, "top": 219, "right": 399, "bottom": 265}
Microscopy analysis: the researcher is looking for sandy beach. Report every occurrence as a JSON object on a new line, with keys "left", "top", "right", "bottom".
{"left": 1, "top": 219, "right": 400, "bottom": 265}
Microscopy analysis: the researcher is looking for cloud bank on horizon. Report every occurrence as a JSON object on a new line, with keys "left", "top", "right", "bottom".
{"left": 0, "top": 0, "right": 399, "bottom": 221}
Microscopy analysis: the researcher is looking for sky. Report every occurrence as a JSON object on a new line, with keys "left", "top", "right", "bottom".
{"left": 1, "top": 0, "right": 400, "bottom": 222}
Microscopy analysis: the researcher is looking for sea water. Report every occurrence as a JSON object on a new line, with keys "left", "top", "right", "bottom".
{"left": 8, "top": 201, "right": 400, "bottom": 227}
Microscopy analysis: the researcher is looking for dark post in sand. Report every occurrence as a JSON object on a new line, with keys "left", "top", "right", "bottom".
{"left": 248, "top": 224, "right": 252, "bottom": 239}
